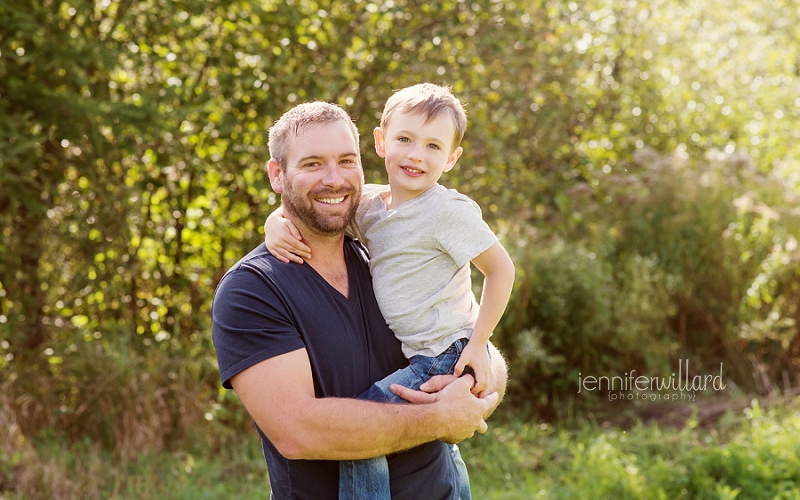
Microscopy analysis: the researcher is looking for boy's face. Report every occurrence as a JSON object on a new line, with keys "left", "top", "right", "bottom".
{"left": 374, "top": 110, "right": 463, "bottom": 204}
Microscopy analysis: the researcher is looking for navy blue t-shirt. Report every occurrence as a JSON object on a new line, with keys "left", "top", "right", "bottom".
{"left": 212, "top": 240, "right": 460, "bottom": 500}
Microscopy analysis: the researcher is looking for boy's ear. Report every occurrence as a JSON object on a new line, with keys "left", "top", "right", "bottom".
{"left": 443, "top": 146, "right": 463, "bottom": 173}
{"left": 373, "top": 127, "right": 387, "bottom": 158}
{"left": 267, "top": 159, "right": 284, "bottom": 193}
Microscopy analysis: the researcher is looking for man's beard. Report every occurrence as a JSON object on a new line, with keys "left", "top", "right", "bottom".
{"left": 281, "top": 180, "right": 360, "bottom": 235}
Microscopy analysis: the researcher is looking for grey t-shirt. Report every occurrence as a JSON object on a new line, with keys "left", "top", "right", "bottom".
{"left": 354, "top": 183, "right": 498, "bottom": 358}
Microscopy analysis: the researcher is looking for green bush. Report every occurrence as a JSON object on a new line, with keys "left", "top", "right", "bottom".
{"left": 498, "top": 147, "right": 800, "bottom": 414}
{"left": 498, "top": 240, "right": 675, "bottom": 413}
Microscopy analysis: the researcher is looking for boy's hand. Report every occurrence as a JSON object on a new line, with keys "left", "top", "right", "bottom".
{"left": 454, "top": 341, "right": 493, "bottom": 397}
{"left": 264, "top": 209, "right": 311, "bottom": 264}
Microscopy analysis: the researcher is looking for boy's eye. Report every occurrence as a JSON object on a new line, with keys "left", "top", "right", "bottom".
{"left": 427, "top": 143, "right": 441, "bottom": 150}
{"left": 398, "top": 137, "right": 410, "bottom": 143}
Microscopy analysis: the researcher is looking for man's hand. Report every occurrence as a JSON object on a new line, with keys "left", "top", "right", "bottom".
{"left": 392, "top": 341, "right": 507, "bottom": 419}
{"left": 390, "top": 375, "right": 499, "bottom": 444}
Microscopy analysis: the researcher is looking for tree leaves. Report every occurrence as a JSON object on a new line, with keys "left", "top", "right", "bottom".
{"left": 1, "top": 0, "right": 797, "bottom": 395}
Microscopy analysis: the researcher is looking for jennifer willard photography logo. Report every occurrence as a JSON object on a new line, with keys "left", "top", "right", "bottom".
{"left": 577, "top": 360, "right": 727, "bottom": 402}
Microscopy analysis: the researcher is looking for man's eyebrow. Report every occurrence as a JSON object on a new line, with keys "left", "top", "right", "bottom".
{"left": 295, "top": 155, "right": 321, "bottom": 164}
{"left": 295, "top": 152, "right": 358, "bottom": 164}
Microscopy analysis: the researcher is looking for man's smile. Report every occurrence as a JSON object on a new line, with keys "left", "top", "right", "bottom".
{"left": 317, "top": 196, "right": 347, "bottom": 204}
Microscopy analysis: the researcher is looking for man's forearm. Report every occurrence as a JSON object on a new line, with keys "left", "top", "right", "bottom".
{"left": 269, "top": 395, "right": 455, "bottom": 460}
{"left": 232, "top": 350, "right": 494, "bottom": 461}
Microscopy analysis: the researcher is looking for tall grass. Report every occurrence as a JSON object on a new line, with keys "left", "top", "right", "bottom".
{"left": 6, "top": 393, "right": 800, "bottom": 498}
{"left": 0, "top": 333, "right": 252, "bottom": 499}
{"left": 0, "top": 344, "right": 800, "bottom": 500}
{"left": 462, "top": 400, "right": 800, "bottom": 499}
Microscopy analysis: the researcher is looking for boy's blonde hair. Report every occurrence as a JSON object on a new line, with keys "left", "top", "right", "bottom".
{"left": 380, "top": 83, "right": 467, "bottom": 153}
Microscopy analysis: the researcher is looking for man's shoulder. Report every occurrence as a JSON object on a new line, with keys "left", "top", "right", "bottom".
{"left": 217, "top": 244, "right": 274, "bottom": 285}
{"left": 344, "top": 236, "right": 370, "bottom": 266}
{"left": 214, "top": 244, "right": 321, "bottom": 300}
{"left": 219, "top": 240, "right": 368, "bottom": 282}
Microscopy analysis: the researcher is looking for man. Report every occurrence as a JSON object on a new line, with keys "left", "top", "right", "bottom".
{"left": 212, "top": 101, "right": 506, "bottom": 499}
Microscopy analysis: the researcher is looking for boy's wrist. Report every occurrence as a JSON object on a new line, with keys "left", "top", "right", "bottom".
{"left": 467, "top": 334, "right": 491, "bottom": 348}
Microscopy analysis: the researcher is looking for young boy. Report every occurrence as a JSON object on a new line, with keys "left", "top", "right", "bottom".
{"left": 265, "top": 83, "right": 515, "bottom": 499}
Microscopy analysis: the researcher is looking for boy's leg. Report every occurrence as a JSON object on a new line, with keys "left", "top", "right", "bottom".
{"left": 357, "top": 338, "right": 470, "bottom": 403}
{"left": 339, "top": 359, "right": 433, "bottom": 499}
{"left": 340, "top": 457, "right": 390, "bottom": 500}
{"left": 339, "top": 361, "right": 429, "bottom": 499}
{"left": 340, "top": 339, "right": 471, "bottom": 499}
{"left": 450, "top": 444, "right": 472, "bottom": 500}
{"left": 357, "top": 359, "right": 430, "bottom": 403}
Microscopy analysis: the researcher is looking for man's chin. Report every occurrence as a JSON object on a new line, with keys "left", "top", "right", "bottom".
{"left": 283, "top": 198, "right": 358, "bottom": 236}
{"left": 298, "top": 212, "right": 352, "bottom": 236}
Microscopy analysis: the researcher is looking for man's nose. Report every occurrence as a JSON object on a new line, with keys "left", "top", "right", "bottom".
{"left": 320, "top": 162, "right": 345, "bottom": 187}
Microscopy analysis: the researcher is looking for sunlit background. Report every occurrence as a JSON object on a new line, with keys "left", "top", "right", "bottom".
{"left": 2, "top": 0, "right": 799, "bottom": 497}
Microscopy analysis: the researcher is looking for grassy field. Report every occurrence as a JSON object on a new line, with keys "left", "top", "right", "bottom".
{"left": 4, "top": 397, "right": 800, "bottom": 499}
{"left": 461, "top": 400, "right": 800, "bottom": 500}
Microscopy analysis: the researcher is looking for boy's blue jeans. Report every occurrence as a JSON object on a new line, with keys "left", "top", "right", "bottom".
{"left": 339, "top": 338, "right": 473, "bottom": 500}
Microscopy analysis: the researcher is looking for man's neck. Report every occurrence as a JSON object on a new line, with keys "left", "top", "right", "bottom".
{"left": 292, "top": 219, "right": 349, "bottom": 298}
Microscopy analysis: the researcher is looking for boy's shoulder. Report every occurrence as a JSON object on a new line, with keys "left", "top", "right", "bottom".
{"left": 362, "top": 183, "right": 390, "bottom": 201}
{"left": 431, "top": 185, "right": 483, "bottom": 213}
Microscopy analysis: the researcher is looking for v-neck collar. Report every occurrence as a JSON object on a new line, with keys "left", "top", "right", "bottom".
{"left": 301, "top": 244, "right": 358, "bottom": 307}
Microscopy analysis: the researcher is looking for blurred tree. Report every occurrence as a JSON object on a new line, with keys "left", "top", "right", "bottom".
{"left": 0, "top": 0, "right": 798, "bottom": 428}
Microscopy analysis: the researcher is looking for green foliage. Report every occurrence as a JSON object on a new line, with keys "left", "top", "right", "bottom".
{"left": 0, "top": 430, "right": 270, "bottom": 499}
{"left": 498, "top": 239, "right": 675, "bottom": 412}
{"left": 2, "top": 333, "right": 220, "bottom": 455}
{"left": 461, "top": 402, "right": 800, "bottom": 499}
{"left": 497, "top": 143, "right": 800, "bottom": 413}
{"left": 1, "top": 2, "right": 800, "bottom": 489}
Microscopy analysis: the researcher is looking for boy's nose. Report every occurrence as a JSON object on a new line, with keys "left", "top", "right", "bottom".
{"left": 407, "top": 146, "right": 424, "bottom": 162}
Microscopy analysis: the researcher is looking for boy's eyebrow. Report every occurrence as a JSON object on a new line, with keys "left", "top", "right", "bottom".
{"left": 393, "top": 129, "right": 446, "bottom": 144}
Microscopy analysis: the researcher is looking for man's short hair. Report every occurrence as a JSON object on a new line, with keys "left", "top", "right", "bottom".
{"left": 379, "top": 83, "right": 467, "bottom": 152}
{"left": 268, "top": 101, "right": 360, "bottom": 168}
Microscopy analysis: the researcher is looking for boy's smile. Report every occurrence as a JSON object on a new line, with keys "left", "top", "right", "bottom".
{"left": 374, "top": 110, "right": 463, "bottom": 209}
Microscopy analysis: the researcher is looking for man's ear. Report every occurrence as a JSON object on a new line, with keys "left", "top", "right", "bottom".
{"left": 267, "top": 159, "right": 283, "bottom": 193}
{"left": 443, "top": 146, "right": 463, "bottom": 173}
{"left": 373, "top": 127, "right": 387, "bottom": 158}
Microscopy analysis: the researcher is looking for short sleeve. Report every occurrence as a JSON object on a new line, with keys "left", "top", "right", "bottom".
{"left": 433, "top": 193, "right": 498, "bottom": 268}
{"left": 211, "top": 267, "right": 306, "bottom": 388}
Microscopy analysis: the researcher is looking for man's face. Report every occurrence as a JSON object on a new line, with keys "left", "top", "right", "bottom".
{"left": 272, "top": 120, "right": 363, "bottom": 235}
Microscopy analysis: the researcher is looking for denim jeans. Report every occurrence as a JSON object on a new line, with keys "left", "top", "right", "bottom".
{"left": 339, "top": 338, "right": 473, "bottom": 499}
